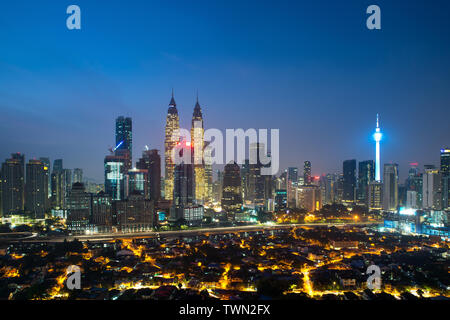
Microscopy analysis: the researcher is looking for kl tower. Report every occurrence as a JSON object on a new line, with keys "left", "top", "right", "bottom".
{"left": 373, "top": 114, "right": 382, "bottom": 182}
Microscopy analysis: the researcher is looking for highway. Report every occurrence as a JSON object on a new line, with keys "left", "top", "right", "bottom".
{"left": 8, "top": 221, "right": 381, "bottom": 243}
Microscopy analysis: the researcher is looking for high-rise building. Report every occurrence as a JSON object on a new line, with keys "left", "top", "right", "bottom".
{"left": 126, "top": 168, "right": 148, "bottom": 198}
{"left": 1, "top": 154, "right": 25, "bottom": 215}
{"left": 303, "top": 161, "right": 311, "bottom": 185}
{"left": 53, "top": 159, "right": 63, "bottom": 172}
{"left": 170, "top": 141, "right": 194, "bottom": 221}
{"left": 287, "top": 167, "right": 298, "bottom": 207}
{"left": 104, "top": 154, "right": 127, "bottom": 201}
{"left": 241, "top": 159, "right": 250, "bottom": 203}
{"left": 39, "top": 157, "right": 51, "bottom": 202}
{"left": 115, "top": 116, "right": 132, "bottom": 168}
{"left": 114, "top": 193, "right": 154, "bottom": 232}
{"left": 274, "top": 189, "right": 287, "bottom": 211}
{"left": 422, "top": 165, "right": 442, "bottom": 210}
{"left": 440, "top": 148, "right": 450, "bottom": 209}
{"left": 406, "top": 190, "right": 418, "bottom": 209}
{"left": 368, "top": 181, "right": 383, "bottom": 211}
{"left": 221, "top": 162, "right": 242, "bottom": 220}
{"left": 343, "top": 160, "right": 357, "bottom": 203}
{"left": 373, "top": 114, "right": 383, "bottom": 182}
{"left": 405, "top": 163, "right": 423, "bottom": 209}
{"left": 191, "top": 95, "right": 206, "bottom": 204}
{"left": 164, "top": 91, "right": 180, "bottom": 200}
{"left": 248, "top": 143, "right": 271, "bottom": 206}
{"left": 357, "top": 160, "right": 375, "bottom": 205}
{"left": 25, "top": 159, "right": 48, "bottom": 218}
{"left": 213, "top": 170, "right": 223, "bottom": 203}
{"left": 66, "top": 182, "right": 91, "bottom": 233}
{"left": 73, "top": 168, "right": 83, "bottom": 184}
{"left": 136, "top": 149, "right": 161, "bottom": 202}
{"left": 296, "top": 185, "right": 321, "bottom": 212}
{"left": 383, "top": 163, "right": 399, "bottom": 211}
{"left": 204, "top": 142, "right": 213, "bottom": 204}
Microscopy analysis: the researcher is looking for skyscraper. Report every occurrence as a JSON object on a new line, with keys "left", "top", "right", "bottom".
{"left": 343, "top": 160, "right": 356, "bottom": 202}
{"left": 104, "top": 154, "right": 127, "bottom": 201}
{"left": 170, "top": 141, "right": 194, "bottom": 222}
{"left": 405, "top": 163, "right": 423, "bottom": 209}
{"left": 191, "top": 95, "right": 206, "bottom": 204}
{"left": 1, "top": 154, "right": 25, "bottom": 215}
{"left": 357, "top": 160, "right": 375, "bottom": 205}
{"left": 303, "top": 161, "right": 311, "bottom": 185}
{"left": 73, "top": 168, "right": 83, "bottom": 184}
{"left": 50, "top": 159, "right": 71, "bottom": 210}
{"left": 136, "top": 149, "right": 161, "bottom": 202}
{"left": 39, "top": 157, "right": 51, "bottom": 202}
{"left": 373, "top": 114, "right": 383, "bottom": 182}
{"left": 204, "top": 142, "right": 213, "bottom": 204}
{"left": 164, "top": 91, "right": 180, "bottom": 200}
{"left": 115, "top": 116, "right": 132, "bottom": 168}
{"left": 25, "top": 159, "right": 48, "bottom": 218}
{"left": 287, "top": 167, "right": 298, "bottom": 207}
{"left": 221, "top": 161, "right": 242, "bottom": 220}
{"left": 368, "top": 181, "right": 383, "bottom": 211}
{"left": 248, "top": 143, "right": 269, "bottom": 206}
{"left": 126, "top": 168, "right": 148, "bottom": 198}
{"left": 383, "top": 163, "right": 399, "bottom": 211}
{"left": 440, "top": 148, "right": 450, "bottom": 209}
{"left": 422, "top": 165, "right": 442, "bottom": 210}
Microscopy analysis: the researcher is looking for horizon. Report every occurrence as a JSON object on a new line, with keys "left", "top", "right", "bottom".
{"left": 1, "top": 0, "right": 450, "bottom": 182}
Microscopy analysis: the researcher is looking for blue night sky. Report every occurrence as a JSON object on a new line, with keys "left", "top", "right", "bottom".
{"left": 1, "top": 0, "right": 449, "bottom": 182}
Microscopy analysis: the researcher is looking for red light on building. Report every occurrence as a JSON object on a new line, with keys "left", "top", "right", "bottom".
{"left": 410, "top": 162, "right": 418, "bottom": 166}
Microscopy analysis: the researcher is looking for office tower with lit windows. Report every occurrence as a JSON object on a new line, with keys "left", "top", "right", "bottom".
{"left": 25, "top": 159, "right": 48, "bottom": 218}
{"left": 170, "top": 141, "right": 195, "bottom": 222}
{"left": 204, "top": 142, "right": 213, "bottom": 204}
{"left": 51, "top": 159, "right": 63, "bottom": 209}
{"left": 296, "top": 185, "right": 322, "bottom": 212}
{"left": 405, "top": 163, "right": 423, "bottom": 209}
{"left": 368, "top": 181, "right": 383, "bottom": 211}
{"left": 383, "top": 163, "right": 399, "bottom": 211}
{"left": 441, "top": 148, "right": 450, "bottom": 209}
{"left": 422, "top": 165, "right": 442, "bottom": 210}
{"left": 357, "top": 160, "right": 375, "bottom": 205}
{"left": 303, "top": 161, "right": 311, "bottom": 185}
{"left": 66, "top": 182, "right": 90, "bottom": 233}
{"left": 1, "top": 154, "right": 25, "bottom": 215}
{"left": 136, "top": 149, "right": 161, "bottom": 202}
{"left": 115, "top": 116, "right": 132, "bottom": 168}
{"left": 241, "top": 159, "right": 250, "bottom": 203}
{"left": 104, "top": 153, "right": 127, "bottom": 201}
{"left": 191, "top": 95, "right": 206, "bottom": 204}
{"left": 39, "top": 157, "right": 51, "bottom": 207}
{"left": 164, "top": 91, "right": 180, "bottom": 200}
{"left": 221, "top": 162, "right": 242, "bottom": 220}
{"left": 126, "top": 168, "right": 148, "bottom": 198}
{"left": 287, "top": 167, "right": 298, "bottom": 207}
{"left": 248, "top": 143, "right": 270, "bottom": 206}
{"left": 343, "top": 159, "right": 357, "bottom": 203}
{"left": 73, "top": 168, "right": 83, "bottom": 184}
{"left": 213, "top": 169, "right": 223, "bottom": 203}
{"left": 373, "top": 114, "right": 382, "bottom": 182}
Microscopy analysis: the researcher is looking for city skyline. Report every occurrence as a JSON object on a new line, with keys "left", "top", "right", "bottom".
{"left": 1, "top": 1, "right": 450, "bottom": 181}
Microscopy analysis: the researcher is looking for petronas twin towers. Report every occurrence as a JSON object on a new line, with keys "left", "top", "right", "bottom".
{"left": 164, "top": 91, "right": 211, "bottom": 203}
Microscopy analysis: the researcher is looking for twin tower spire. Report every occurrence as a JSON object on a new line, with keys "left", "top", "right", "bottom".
{"left": 164, "top": 90, "right": 205, "bottom": 202}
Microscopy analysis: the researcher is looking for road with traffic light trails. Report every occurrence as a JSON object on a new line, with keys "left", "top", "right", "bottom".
{"left": 12, "top": 221, "right": 381, "bottom": 243}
